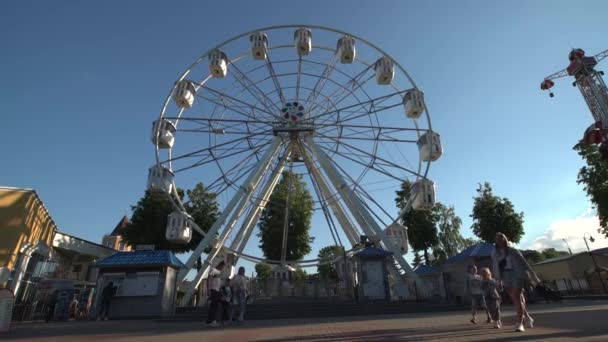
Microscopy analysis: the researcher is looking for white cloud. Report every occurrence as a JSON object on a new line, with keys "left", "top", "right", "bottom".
{"left": 526, "top": 211, "right": 608, "bottom": 253}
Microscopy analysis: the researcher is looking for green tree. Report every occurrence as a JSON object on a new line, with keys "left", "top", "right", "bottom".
{"left": 411, "top": 251, "right": 423, "bottom": 268}
{"left": 258, "top": 171, "right": 314, "bottom": 260}
{"left": 434, "top": 203, "right": 465, "bottom": 259}
{"left": 574, "top": 141, "right": 608, "bottom": 236}
{"left": 470, "top": 182, "right": 525, "bottom": 243}
{"left": 462, "top": 237, "right": 480, "bottom": 249}
{"left": 395, "top": 180, "right": 438, "bottom": 265}
{"left": 541, "top": 248, "right": 569, "bottom": 260}
{"left": 293, "top": 268, "right": 308, "bottom": 282}
{"left": 123, "top": 183, "right": 219, "bottom": 253}
{"left": 522, "top": 249, "right": 545, "bottom": 264}
{"left": 255, "top": 263, "right": 272, "bottom": 280}
{"left": 317, "top": 245, "right": 345, "bottom": 280}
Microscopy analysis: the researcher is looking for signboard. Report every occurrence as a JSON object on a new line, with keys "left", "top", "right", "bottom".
{"left": 0, "top": 289, "right": 15, "bottom": 333}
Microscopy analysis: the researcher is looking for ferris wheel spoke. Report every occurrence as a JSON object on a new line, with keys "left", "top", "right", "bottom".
{"left": 229, "top": 60, "right": 283, "bottom": 114}
{"left": 171, "top": 137, "right": 272, "bottom": 173}
{"left": 316, "top": 130, "right": 417, "bottom": 143}
{"left": 196, "top": 83, "right": 278, "bottom": 119}
{"left": 315, "top": 140, "right": 421, "bottom": 180}
{"left": 303, "top": 55, "right": 339, "bottom": 110}
{"left": 195, "top": 91, "right": 274, "bottom": 123}
{"left": 295, "top": 55, "right": 302, "bottom": 103}
{"left": 306, "top": 64, "right": 374, "bottom": 115}
{"left": 265, "top": 52, "right": 287, "bottom": 104}
{"left": 164, "top": 132, "right": 269, "bottom": 164}
{"left": 306, "top": 89, "right": 408, "bottom": 123}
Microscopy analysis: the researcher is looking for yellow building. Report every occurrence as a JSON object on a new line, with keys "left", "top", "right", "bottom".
{"left": 532, "top": 251, "right": 608, "bottom": 294}
{"left": 101, "top": 215, "right": 133, "bottom": 252}
{"left": 0, "top": 186, "right": 58, "bottom": 298}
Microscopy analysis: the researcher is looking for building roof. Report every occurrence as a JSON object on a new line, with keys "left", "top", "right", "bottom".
{"left": 353, "top": 247, "right": 393, "bottom": 257}
{"left": 95, "top": 250, "right": 185, "bottom": 269}
{"left": 532, "top": 250, "right": 608, "bottom": 266}
{"left": 110, "top": 215, "right": 130, "bottom": 236}
{"left": 0, "top": 186, "right": 59, "bottom": 233}
{"left": 413, "top": 264, "right": 440, "bottom": 275}
{"left": 53, "top": 231, "right": 115, "bottom": 258}
{"left": 443, "top": 243, "right": 494, "bottom": 265}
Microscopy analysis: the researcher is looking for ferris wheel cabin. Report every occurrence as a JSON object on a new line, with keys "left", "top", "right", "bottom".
{"left": 374, "top": 56, "right": 394, "bottom": 85}
{"left": 173, "top": 80, "right": 195, "bottom": 109}
{"left": 166, "top": 211, "right": 193, "bottom": 244}
{"left": 411, "top": 179, "right": 436, "bottom": 211}
{"left": 403, "top": 90, "right": 425, "bottom": 119}
{"left": 383, "top": 223, "right": 409, "bottom": 254}
{"left": 417, "top": 131, "right": 443, "bottom": 162}
{"left": 209, "top": 49, "right": 228, "bottom": 78}
{"left": 151, "top": 119, "right": 177, "bottom": 149}
{"left": 146, "top": 165, "right": 174, "bottom": 193}
{"left": 337, "top": 35, "right": 356, "bottom": 64}
{"left": 294, "top": 28, "right": 312, "bottom": 56}
{"left": 250, "top": 32, "right": 268, "bottom": 60}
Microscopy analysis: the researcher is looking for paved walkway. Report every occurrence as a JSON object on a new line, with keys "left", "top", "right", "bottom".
{"left": 2, "top": 300, "right": 608, "bottom": 341}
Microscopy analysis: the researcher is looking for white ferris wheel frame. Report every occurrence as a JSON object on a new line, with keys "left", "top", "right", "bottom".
{"left": 152, "top": 25, "right": 436, "bottom": 304}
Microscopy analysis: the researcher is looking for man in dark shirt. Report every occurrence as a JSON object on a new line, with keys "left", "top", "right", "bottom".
{"left": 98, "top": 281, "right": 115, "bottom": 320}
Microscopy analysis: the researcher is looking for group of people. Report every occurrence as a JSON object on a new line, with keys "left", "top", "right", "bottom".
{"left": 465, "top": 232, "right": 541, "bottom": 332}
{"left": 205, "top": 262, "right": 249, "bottom": 327}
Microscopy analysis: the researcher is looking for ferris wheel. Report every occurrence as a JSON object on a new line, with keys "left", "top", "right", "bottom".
{"left": 147, "top": 25, "right": 442, "bottom": 304}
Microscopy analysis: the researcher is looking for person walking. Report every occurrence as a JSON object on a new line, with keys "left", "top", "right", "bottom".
{"left": 97, "top": 281, "right": 115, "bottom": 321}
{"left": 219, "top": 278, "right": 233, "bottom": 325}
{"left": 205, "top": 261, "right": 225, "bottom": 327}
{"left": 231, "top": 266, "right": 249, "bottom": 323}
{"left": 464, "top": 264, "right": 491, "bottom": 324}
{"left": 480, "top": 267, "right": 502, "bottom": 329}
{"left": 491, "top": 232, "right": 540, "bottom": 332}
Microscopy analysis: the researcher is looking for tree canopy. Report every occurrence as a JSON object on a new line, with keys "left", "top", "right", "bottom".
{"left": 255, "top": 263, "right": 272, "bottom": 280}
{"left": 396, "top": 180, "right": 468, "bottom": 265}
{"left": 574, "top": 141, "right": 608, "bottom": 237}
{"left": 317, "top": 245, "right": 345, "bottom": 280}
{"left": 470, "top": 182, "right": 525, "bottom": 243}
{"left": 122, "top": 183, "right": 219, "bottom": 253}
{"left": 257, "top": 171, "right": 314, "bottom": 261}
{"left": 395, "top": 180, "right": 438, "bottom": 264}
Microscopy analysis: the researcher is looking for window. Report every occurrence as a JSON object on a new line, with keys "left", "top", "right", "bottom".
{"left": 72, "top": 264, "right": 82, "bottom": 273}
{"left": 105, "top": 241, "right": 113, "bottom": 248}
{"left": 118, "top": 242, "right": 125, "bottom": 251}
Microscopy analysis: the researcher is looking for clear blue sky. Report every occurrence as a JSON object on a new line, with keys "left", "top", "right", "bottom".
{"left": 2, "top": 0, "right": 608, "bottom": 272}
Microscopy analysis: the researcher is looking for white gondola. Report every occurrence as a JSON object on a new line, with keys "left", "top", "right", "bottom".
{"left": 374, "top": 56, "right": 394, "bottom": 85}
{"left": 403, "top": 90, "right": 425, "bottom": 119}
{"left": 417, "top": 131, "right": 443, "bottom": 162}
{"left": 337, "top": 35, "right": 356, "bottom": 64}
{"left": 209, "top": 49, "right": 228, "bottom": 78}
{"left": 411, "top": 179, "right": 435, "bottom": 211}
{"left": 146, "top": 165, "right": 174, "bottom": 193}
{"left": 250, "top": 32, "right": 268, "bottom": 60}
{"left": 151, "top": 119, "right": 177, "bottom": 149}
{"left": 294, "top": 28, "right": 312, "bottom": 56}
{"left": 383, "top": 223, "right": 409, "bottom": 254}
{"left": 173, "top": 80, "right": 195, "bottom": 109}
{"left": 166, "top": 211, "right": 192, "bottom": 244}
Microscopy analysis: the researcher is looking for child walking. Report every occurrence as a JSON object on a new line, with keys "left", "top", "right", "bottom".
{"left": 219, "top": 278, "right": 233, "bottom": 325}
{"left": 480, "top": 267, "right": 502, "bottom": 329}
{"left": 464, "top": 264, "right": 491, "bottom": 324}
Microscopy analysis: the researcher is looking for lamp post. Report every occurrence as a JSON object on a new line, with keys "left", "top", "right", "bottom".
{"left": 562, "top": 238, "right": 573, "bottom": 255}
{"left": 584, "top": 232, "right": 608, "bottom": 294}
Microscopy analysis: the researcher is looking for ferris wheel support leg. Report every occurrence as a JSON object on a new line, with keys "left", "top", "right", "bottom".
{"left": 300, "top": 144, "right": 359, "bottom": 246}
{"left": 180, "top": 139, "right": 283, "bottom": 306}
{"left": 307, "top": 138, "right": 422, "bottom": 288}
{"left": 177, "top": 138, "right": 283, "bottom": 283}
{"left": 230, "top": 151, "right": 290, "bottom": 262}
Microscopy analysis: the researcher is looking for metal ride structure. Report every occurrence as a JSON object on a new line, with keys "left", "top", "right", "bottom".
{"left": 148, "top": 25, "right": 442, "bottom": 305}
{"left": 541, "top": 48, "right": 608, "bottom": 154}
